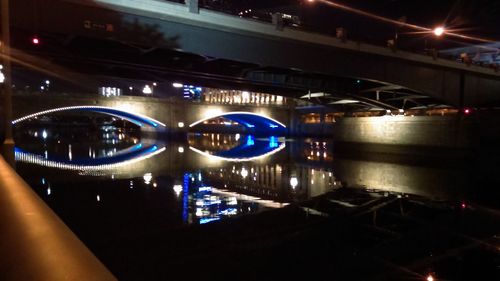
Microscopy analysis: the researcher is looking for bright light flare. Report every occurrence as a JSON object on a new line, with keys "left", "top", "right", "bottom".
{"left": 426, "top": 274, "right": 434, "bottom": 281}
{"left": 433, "top": 26, "right": 445, "bottom": 37}
{"left": 316, "top": 0, "right": 495, "bottom": 43}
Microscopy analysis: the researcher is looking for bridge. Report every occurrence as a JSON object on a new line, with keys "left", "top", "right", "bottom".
{"left": 8, "top": 0, "right": 500, "bottom": 109}
{"left": 10, "top": 92, "right": 292, "bottom": 135}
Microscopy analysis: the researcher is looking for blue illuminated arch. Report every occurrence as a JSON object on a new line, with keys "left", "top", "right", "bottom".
{"left": 189, "top": 111, "right": 286, "bottom": 133}
{"left": 12, "top": 106, "right": 166, "bottom": 128}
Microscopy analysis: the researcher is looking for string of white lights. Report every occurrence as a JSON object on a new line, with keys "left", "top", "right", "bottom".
{"left": 12, "top": 105, "right": 166, "bottom": 127}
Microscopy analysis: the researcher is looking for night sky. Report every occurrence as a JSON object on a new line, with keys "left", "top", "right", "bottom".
{"left": 229, "top": 0, "right": 500, "bottom": 50}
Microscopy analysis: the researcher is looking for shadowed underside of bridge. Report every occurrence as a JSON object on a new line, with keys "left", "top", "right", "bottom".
{"left": 189, "top": 111, "right": 287, "bottom": 135}
{"left": 9, "top": 0, "right": 500, "bottom": 109}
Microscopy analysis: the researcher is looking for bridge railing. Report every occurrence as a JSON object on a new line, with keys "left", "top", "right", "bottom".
{"left": 0, "top": 155, "right": 117, "bottom": 281}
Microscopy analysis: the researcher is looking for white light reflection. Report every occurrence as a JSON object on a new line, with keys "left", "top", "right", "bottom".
{"left": 143, "top": 173, "right": 153, "bottom": 184}
{"left": 211, "top": 188, "right": 288, "bottom": 208}
{"left": 173, "top": 184, "right": 183, "bottom": 196}
{"left": 15, "top": 146, "right": 166, "bottom": 171}
{"left": 241, "top": 167, "right": 248, "bottom": 178}
{"left": 68, "top": 144, "right": 72, "bottom": 161}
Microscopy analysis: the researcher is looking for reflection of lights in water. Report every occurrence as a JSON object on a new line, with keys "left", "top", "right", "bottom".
{"left": 96, "top": 195, "right": 101, "bottom": 202}
{"left": 153, "top": 182, "right": 157, "bottom": 188}
{"left": 246, "top": 135, "right": 255, "bottom": 146}
{"left": 130, "top": 181, "right": 134, "bottom": 189}
{"left": 290, "top": 176, "right": 298, "bottom": 189}
{"left": 173, "top": 184, "right": 183, "bottom": 196}
{"left": 47, "top": 187, "right": 51, "bottom": 195}
{"left": 198, "top": 186, "right": 212, "bottom": 192}
{"left": 198, "top": 173, "right": 202, "bottom": 181}
{"left": 211, "top": 188, "right": 288, "bottom": 208}
{"left": 143, "top": 173, "right": 153, "bottom": 184}
{"left": 15, "top": 146, "right": 166, "bottom": 171}
{"left": 68, "top": 144, "right": 72, "bottom": 161}
{"left": 189, "top": 143, "right": 286, "bottom": 162}
{"left": 42, "top": 130, "right": 48, "bottom": 139}
{"left": 227, "top": 197, "right": 237, "bottom": 205}
{"left": 142, "top": 85, "right": 152, "bottom": 94}
{"left": 44, "top": 150, "right": 48, "bottom": 159}
{"left": 241, "top": 167, "right": 248, "bottom": 178}
{"left": 235, "top": 133, "right": 240, "bottom": 141}
{"left": 178, "top": 146, "right": 184, "bottom": 153}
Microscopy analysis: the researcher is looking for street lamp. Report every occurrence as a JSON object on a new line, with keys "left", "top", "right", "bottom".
{"left": 433, "top": 26, "right": 445, "bottom": 37}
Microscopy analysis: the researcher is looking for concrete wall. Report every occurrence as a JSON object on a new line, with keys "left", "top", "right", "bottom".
{"left": 333, "top": 115, "right": 477, "bottom": 149}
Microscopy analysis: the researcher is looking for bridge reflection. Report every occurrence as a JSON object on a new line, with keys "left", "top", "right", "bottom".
{"left": 14, "top": 143, "right": 166, "bottom": 172}
{"left": 189, "top": 135, "right": 286, "bottom": 162}
{"left": 14, "top": 128, "right": 479, "bottom": 226}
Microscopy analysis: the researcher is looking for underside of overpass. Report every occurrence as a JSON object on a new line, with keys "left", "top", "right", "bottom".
{"left": 8, "top": 0, "right": 500, "bottom": 114}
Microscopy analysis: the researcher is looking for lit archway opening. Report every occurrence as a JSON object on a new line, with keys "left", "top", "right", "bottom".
{"left": 189, "top": 111, "right": 286, "bottom": 133}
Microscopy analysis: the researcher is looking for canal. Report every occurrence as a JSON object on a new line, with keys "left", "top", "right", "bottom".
{"left": 12, "top": 117, "right": 500, "bottom": 280}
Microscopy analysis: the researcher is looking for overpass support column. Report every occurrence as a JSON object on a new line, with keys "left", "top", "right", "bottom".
{"left": 1, "top": 0, "right": 15, "bottom": 166}
{"left": 187, "top": 0, "right": 199, "bottom": 14}
{"left": 459, "top": 72, "right": 465, "bottom": 110}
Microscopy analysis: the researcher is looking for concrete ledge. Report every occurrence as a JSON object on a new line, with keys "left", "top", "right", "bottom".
{"left": 0, "top": 156, "right": 116, "bottom": 281}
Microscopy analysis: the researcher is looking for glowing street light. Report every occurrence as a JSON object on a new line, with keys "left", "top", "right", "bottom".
{"left": 433, "top": 26, "right": 445, "bottom": 37}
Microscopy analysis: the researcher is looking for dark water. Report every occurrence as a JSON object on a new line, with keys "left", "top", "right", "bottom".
{"left": 13, "top": 123, "right": 500, "bottom": 280}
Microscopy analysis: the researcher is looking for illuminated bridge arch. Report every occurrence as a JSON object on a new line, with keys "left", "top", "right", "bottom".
{"left": 12, "top": 106, "right": 166, "bottom": 128}
{"left": 189, "top": 111, "right": 286, "bottom": 134}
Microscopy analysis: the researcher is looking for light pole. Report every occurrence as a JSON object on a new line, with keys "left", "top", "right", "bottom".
{"left": 1, "top": 0, "right": 14, "bottom": 166}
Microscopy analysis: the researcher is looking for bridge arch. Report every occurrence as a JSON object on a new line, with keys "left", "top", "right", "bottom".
{"left": 11, "top": 106, "right": 166, "bottom": 128}
{"left": 189, "top": 111, "right": 287, "bottom": 134}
